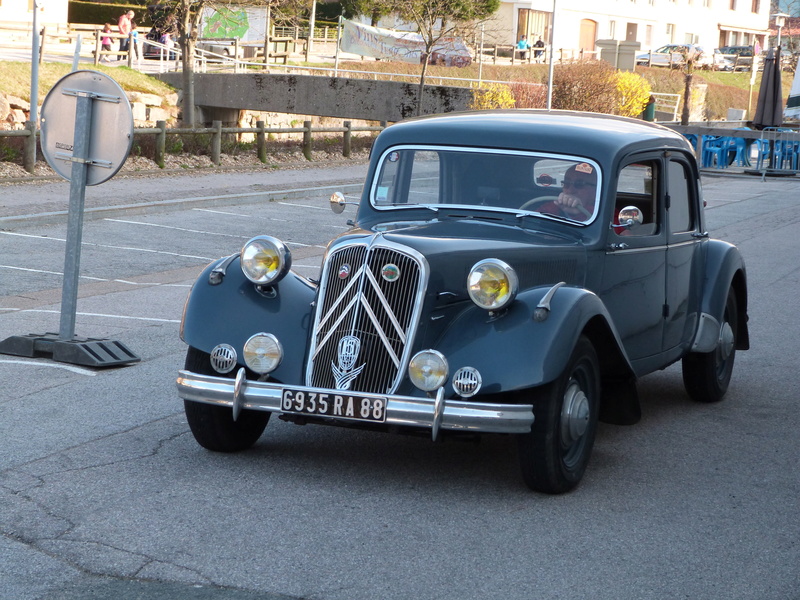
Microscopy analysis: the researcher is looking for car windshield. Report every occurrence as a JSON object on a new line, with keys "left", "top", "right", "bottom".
{"left": 371, "top": 146, "right": 602, "bottom": 225}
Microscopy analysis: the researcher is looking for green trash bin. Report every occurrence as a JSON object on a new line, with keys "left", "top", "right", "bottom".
{"left": 642, "top": 96, "right": 656, "bottom": 122}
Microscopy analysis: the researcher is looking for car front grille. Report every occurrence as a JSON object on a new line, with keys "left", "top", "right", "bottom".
{"left": 307, "top": 239, "right": 426, "bottom": 395}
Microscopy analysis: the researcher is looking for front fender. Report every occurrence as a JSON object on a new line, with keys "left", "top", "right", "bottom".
{"left": 180, "top": 256, "right": 316, "bottom": 383}
{"left": 432, "top": 285, "right": 633, "bottom": 394}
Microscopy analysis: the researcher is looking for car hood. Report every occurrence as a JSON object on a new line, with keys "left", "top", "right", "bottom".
{"left": 333, "top": 218, "right": 588, "bottom": 293}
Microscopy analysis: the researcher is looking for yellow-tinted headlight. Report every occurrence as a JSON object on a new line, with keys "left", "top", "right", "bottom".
{"left": 240, "top": 236, "right": 291, "bottom": 285}
{"left": 467, "top": 259, "right": 518, "bottom": 310}
{"left": 243, "top": 333, "right": 283, "bottom": 374}
{"left": 408, "top": 350, "right": 449, "bottom": 392}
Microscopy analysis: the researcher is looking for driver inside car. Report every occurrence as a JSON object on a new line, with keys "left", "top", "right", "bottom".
{"left": 538, "top": 162, "right": 598, "bottom": 220}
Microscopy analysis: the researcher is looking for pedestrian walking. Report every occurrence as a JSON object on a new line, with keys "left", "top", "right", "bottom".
{"left": 117, "top": 10, "right": 134, "bottom": 60}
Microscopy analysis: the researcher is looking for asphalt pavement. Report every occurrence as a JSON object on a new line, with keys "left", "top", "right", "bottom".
{"left": 1, "top": 164, "right": 799, "bottom": 599}
{"left": 0, "top": 160, "right": 370, "bottom": 227}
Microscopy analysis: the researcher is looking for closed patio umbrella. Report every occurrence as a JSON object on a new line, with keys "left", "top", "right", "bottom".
{"left": 752, "top": 48, "right": 784, "bottom": 170}
{"left": 753, "top": 48, "right": 783, "bottom": 129}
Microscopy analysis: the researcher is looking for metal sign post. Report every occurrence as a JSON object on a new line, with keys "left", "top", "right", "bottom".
{"left": 0, "top": 71, "right": 140, "bottom": 367}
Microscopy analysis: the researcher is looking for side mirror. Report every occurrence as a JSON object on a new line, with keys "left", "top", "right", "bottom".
{"left": 617, "top": 205, "right": 644, "bottom": 230}
{"left": 330, "top": 191, "right": 347, "bottom": 214}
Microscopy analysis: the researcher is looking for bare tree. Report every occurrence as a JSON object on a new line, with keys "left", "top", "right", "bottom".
{"left": 340, "top": 0, "right": 393, "bottom": 26}
{"left": 384, "top": 0, "right": 500, "bottom": 114}
{"left": 168, "top": 0, "right": 290, "bottom": 127}
{"left": 679, "top": 47, "right": 701, "bottom": 125}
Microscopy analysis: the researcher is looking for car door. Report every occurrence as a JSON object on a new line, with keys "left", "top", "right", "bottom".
{"left": 599, "top": 155, "right": 667, "bottom": 366}
{"left": 662, "top": 154, "right": 704, "bottom": 352}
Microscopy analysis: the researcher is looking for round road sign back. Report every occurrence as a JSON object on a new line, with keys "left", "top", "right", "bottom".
{"left": 40, "top": 70, "right": 134, "bottom": 186}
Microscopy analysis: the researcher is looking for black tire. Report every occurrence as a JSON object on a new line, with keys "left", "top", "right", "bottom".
{"left": 682, "top": 289, "right": 738, "bottom": 403}
{"left": 517, "top": 336, "right": 601, "bottom": 494}
{"left": 183, "top": 347, "right": 270, "bottom": 452}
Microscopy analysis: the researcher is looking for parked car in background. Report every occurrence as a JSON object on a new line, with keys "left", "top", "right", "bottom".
{"left": 176, "top": 110, "right": 749, "bottom": 495}
{"left": 637, "top": 44, "right": 733, "bottom": 70}
{"left": 718, "top": 45, "right": 758, "bottom": 71}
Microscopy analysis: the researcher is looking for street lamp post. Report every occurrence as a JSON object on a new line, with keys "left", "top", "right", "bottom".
{"left": 772, "top": 13, "right": 789, "bottom": 51}
{"left": 546, "top": 0, "right": 556, "bottom": 110}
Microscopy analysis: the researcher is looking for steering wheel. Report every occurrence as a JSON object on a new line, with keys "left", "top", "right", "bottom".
{"left": 519, "top": 196, "right": 560, "bottom": 211}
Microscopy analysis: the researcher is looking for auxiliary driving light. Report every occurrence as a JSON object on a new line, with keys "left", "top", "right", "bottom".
{"left": 240, "top": 236, "right": 292, "bottom": 285}
{"left": 243, "top": 333, "right": 283, "bottom": 374}
{"left": 408, "top": 350, "right": 449, "bottom": 392}
{"left": 467, "top": 259, "right": 518, "bottom": 310}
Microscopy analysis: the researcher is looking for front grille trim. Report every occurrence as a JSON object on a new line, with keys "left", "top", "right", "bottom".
{"left": 305, "top": 235, "right": 429, "bottom": 395}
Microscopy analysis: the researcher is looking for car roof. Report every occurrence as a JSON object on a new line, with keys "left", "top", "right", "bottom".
{"left": 372, "top": 110, "right": 691, "bottom": 167}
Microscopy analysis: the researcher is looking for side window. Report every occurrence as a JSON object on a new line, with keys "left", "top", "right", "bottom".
{"left": 667, "top": 159, "right": 694, "bottom": 233}
{"left": 615, "top": 161, "right": 659, "bottom": 236}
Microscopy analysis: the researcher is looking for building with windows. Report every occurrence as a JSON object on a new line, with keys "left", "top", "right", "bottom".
{"left": 0, "top": 0, "right": 68, "bottom": 29}
{"left": 494, "top": 0, "right": 770, "bottom": 55}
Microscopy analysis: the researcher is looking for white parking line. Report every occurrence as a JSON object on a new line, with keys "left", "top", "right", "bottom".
{"left": 193, "top": 208, "right": 288, "bottom": 221}
{"left": 3, "top": 308, "right": 181, "bottom": 323}
{"left": 105, "top": 218, "right": 252, "bottom": 238}
{"left": 0, "top": 264, "right": 192, "bottom": 287}
{"left": 1, "top": 231, "right": 216, "bottom": 261}
{"left": 0, "top": 358, "right": 97, "bottom": 376}
{"left": 277, "top": 202, "right": 327, "bottom": 210}
{"left": 101, "top": 220, "right": 324, "bottom": 248}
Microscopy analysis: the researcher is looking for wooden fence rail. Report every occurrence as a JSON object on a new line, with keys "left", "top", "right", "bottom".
{"left": 0, "top": 120, "right": 385, "bottom": 174}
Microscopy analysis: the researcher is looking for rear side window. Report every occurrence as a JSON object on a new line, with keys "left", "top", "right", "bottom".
{"left": 667, "top": 160, "right": 694, "bottom": 234}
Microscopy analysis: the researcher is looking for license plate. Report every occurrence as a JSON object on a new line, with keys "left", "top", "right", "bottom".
{"left": 281, "top": 388, "right": 386, "bottom": 423}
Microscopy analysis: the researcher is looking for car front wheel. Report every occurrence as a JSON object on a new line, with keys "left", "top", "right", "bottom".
{"left": 183, "top": 346, "right": 270, "bottom": 452}
{"left": 517, "top": 336, "right": 600, "bottom": 494}
{"left": 682, "top": 289, "right": 738, "bottom": 403}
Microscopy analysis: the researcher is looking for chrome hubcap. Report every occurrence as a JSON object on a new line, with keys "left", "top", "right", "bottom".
{"left": 561, "top": 380, "right": 590, "bottom": 446}
{"left": 718, "top": 321, "right": 735, "bottom": 361}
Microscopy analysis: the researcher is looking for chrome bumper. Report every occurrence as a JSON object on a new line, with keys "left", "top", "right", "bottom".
{"left": 176, "top": 369, "right": 534, "bottom": 440}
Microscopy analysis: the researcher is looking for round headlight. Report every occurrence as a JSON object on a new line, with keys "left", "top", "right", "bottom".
{"left": 243, "top": 333, "right": 283, "bottom": 374}
{"left": 241, "top": 236, "right": 291, "bottom": 285}
{"left": 408, "top": 350, "right": 449, "bottom": 392}
{"left": 467, "top": 259, "right": 518, "bottom": 310}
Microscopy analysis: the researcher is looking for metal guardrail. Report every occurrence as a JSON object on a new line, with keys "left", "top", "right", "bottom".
{"left": 651, "top": 92, "right": 681, "bottom": 121}
{"left": 668, "top": 124, "right": 800, "bottom": 176}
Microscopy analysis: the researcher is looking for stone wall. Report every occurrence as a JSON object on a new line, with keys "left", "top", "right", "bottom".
{"left": 158, "top": 72, "right": 476, "bottom": 124}
{"left": 127, "top": 91, "right": 180, "bottom": 126}
{"left": 0, "top": 93, "right": 31, "bottom": 129}
{"left": 0, "top": 91, "right": 180, "bottom": 130}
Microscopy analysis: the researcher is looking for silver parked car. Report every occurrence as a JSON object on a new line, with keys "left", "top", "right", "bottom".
{"left": 637, "top": 44, "right": 733, "bottom": 70}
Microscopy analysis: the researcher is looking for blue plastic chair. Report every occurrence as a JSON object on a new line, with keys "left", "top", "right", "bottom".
{"left": 701, "top": 136, "right": 728, "bottom": 169}
{"left": 729, "top": 137, "right": 749, "bottom": 166}
{"left": 754, "top": 139, "right": 772, "bottom": 170}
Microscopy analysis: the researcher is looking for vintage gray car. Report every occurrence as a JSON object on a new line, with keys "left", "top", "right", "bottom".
{"left": 176, "top": 110, "right": 749, "bottom": 494}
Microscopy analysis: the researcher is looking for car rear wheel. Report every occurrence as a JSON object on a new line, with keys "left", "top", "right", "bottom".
{"left": 517, "top": 336, "right": 600, "bottom": 494}
{"left": 682, "top": 289, "right": 738, "bottom": 403}
{"left": 183, "top": 346, "right": 270, "bottom": 452}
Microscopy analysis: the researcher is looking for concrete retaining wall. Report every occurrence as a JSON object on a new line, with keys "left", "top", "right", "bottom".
{"left": 158, "top": 72, "right": 475, "bottom": 123}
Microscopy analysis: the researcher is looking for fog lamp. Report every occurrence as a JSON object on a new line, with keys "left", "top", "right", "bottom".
{"left": 408, "top": 350, "right": 449, "bottom": 392}
{"left": 241, "top": 236, "right": 291, "bottom": 285}
{"left": 243, "top": 333, "right": 283, "bottom": 374}
{"left": 467, "top": 259, "right": 518, "bottom": 310}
